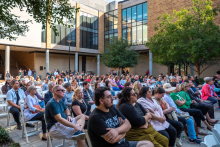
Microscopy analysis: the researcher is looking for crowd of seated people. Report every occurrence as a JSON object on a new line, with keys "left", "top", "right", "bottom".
{"left": 3, "top": 70, "right": 220, "bottom": 146}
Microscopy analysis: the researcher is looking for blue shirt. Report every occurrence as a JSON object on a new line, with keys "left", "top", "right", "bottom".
{"left": 120, "top": 80, "right": 126, "bottom": 86}
{"left": 28, "top": 70, "right": 32, "bottom": 76}
{"left": 63, "top": 91, "right": 74, "bottom": 109}
{"left": 156, "top": 81, "right": 162, "bottom": 87}
{"left": 210, "top": 85, "right": 214, "bottom": 96}
{"left": 7, "top": 88, "right": 26, "bottom": 110}
{"left": 42, "top": 83, "right": 48, "bottom": 91}
{"left": 163, "top": 93, "right": 182, "bottom": 114}
{"left": 45, "top": 98, "right": 67, "bottom": 131}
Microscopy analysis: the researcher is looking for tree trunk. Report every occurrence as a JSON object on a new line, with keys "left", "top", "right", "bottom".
{"left": 195, "top": 63, "right": 200, "bottom": 77}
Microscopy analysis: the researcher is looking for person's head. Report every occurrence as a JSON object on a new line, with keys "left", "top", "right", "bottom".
{"left": 154, "top": 87, "right": 166, "bottom": 100}
{"left": 11, "top": 80, "right": 19, "bottom": 90}
{"left": 95, "top": 82, "right": 100, "bottom": 90}
{"left": 94, "top": 87, "right": 113, "bottom": 109}
{"left": 126, "top": 77, "right": 131, "bottom": 82}
{"left": 134, "top": 75, "right": 139, "bottom": 81}
{"left": 118, "top": 87, "right": 137, "bottom": 106}
{"left": 171, "top": 82, "right": 179, "bottom": 92}
{"left": 26, "top": 81, "right": 32, "bottom": 89}
{"left": 83, "top": 81, "right": 90, "bottom": 90}
{"left": 71, "top": 79, "right": 77, "bottom": 85}
{"left": 45, "top": 78, "right": 49, "bottom": 83}
{"left": 131, "top": 75, "right": 134, "bottom": 78}
{"left": 204, "top": 77, "right": 213, "bottom": 85}
{"left": 5, "top": 78, "right": 11, "bottom": 85}
{"left": 103, "top": 77, "right": 108, "bottom": 83}
{"left": 163, "top": 76, "right": 167, "bottom": 81}
{"left": 144, "top": 75, "right": 147, "bottom": 79}
{"left": 163, "top": 83, "right": 176, "bottom": 94}
{"left": 48, "top": 82, "right": 56, "bottom": 91}
{"left": 213, "top": 76, "right": 218, "bottom": 82}
{"left": 170, "top": 77, "right": 176, "bottom": 83}
{"left": 139, "top": 75, "right": 143, "bottom": 79}
{"left": 138, "top": 86, "right": 152, "bottom": 99}
{"left": 182, "top": 76, "right": 188, "bottom": 81}
{"left": 105, "top": 80, "right": 111, "bottom": 88}
{"left": 149, "top": 75, "right": 153, "bottom": 79}
{"left": 115, "top": 76, "right": 119, "bottom": 81}
{"left": 64, "top": 82, "right": 71, "bottom": 92}
{"left": 36, "top": 76, "right": 40, "bottom": 81}
{"left": 180, "top": 82, "right": 190, "bottom": 92}
{"left": 53, "top": 85, "right": 65, "bottom": 99}
{"left": 190, "top": 76, "right": 194, "bottom": 81}
{"left": 58, "top": 79, "right": 63, "bottom": 85}
{"left": 28, "top": 85, "right": 36, "bottom": 95}
{"left": 158, "top": 77, "right": 162, "bottom": 81}
{"left": 96, "top": 77, "right": 101, "bottom": 82}
{"left": 177, "top": 76, "right": 182, "bottom": 82}
{"left": 73, "top": 88, "right": 83, "bottom": 100}
{"left": 124, "top": 82, "right": 132, "bottom": 88}
{"left": 133, "top": 81, "right": 141, "bottom": 90}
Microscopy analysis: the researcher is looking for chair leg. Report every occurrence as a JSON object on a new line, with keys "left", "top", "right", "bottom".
{"left": 62, "top": 139, "right": 65, "bottom": 147}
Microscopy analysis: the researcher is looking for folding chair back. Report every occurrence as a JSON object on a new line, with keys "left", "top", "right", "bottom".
{"left": 200, "top": 134, "right": 220, "bottom": 147}
{"left": 20, "top": 104, "right": 42, "bottom": 143}
{"left": 85, "top": 130, "right": 92, "bottom": 147}
{"left": 212, "top": 124, "right": 220, "bottom": 145}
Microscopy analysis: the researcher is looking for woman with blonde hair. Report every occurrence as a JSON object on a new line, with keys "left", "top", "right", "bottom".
{"left": 133, "top": 81, "right": 142, "bottom": 94}
{"left": 126, "top": 76, "right": 131, "bottom": 83}
{"left": 71, "top": 88, "right": 91, "bottom": 129}
{"left": 182, "top": 76, "right": 188, "bottom": 82}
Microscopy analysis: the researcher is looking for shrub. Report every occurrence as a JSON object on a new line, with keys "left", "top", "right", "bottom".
{"left": 0, "top": 126, "right": 12, "bottom": 144}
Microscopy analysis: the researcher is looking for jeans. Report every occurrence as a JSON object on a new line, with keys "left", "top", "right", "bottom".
{"left": 180, "top": 108, "right": 205, "bottom": 127}
{"left": 207, "top": 97, "right": 217, "bottom": 104}
{"left": 112, "top": 87, "right": 120, "bottom": 91}
{"left": 187, "top": 117, "right": 197, "bottom": 139}
{"left": 158, "top": 124, "right": 177, "bottom": 146}
{"left": 29, "top": 112, "right": 46, "bottom": 133}
{"left": 9, "top": 107, "right": 20, "bottom": 125}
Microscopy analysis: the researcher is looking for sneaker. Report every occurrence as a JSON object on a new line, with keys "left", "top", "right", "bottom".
{"left": 26, "top": 123, "right": 35, "bottom": 128}
{"left": 72, "top": 131, "right": 85, "bottom": 140}
{"left": 188, "top": 139, "right": 202, "bottom": 144}
{"left": 176, "top": 138, "right": 182, "bottom": 146}
{"left": 196, "top": 137, "right": 202, "bottom": 140}
{"left": 17, "top": 124, "right": 22, "bottom": 130}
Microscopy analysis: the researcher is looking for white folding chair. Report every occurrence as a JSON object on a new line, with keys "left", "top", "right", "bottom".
{"left": 20, "top": 104, "right": 42, "bottom": 143}
{"left": 200, "top": 134, "right": 220, "bottom": 147}
{"left": 7, "top": 109, "right": 19, "bottom": 130}
{"left": 44, "top": 114, "right": 76, "bottom": 147}
{"left": 212, "top": 124, "right": 220, "bottom": 145}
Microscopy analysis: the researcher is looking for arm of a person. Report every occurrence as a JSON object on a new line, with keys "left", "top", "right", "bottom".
{"left": 180, "top": 92, "right": 191, "bottom": 106}
{"left": 8, "top": 100, "right": 20, "bottom": 109}
{"left": 120, "top": 104, "right": 146, "bottom": 127}
{"left": 26, "top": 96, "right": 39, "bottom": 112}
{"left": 150, "top": 113, "right": 162, "bottom": 121}
{"left": 105, "top": 133, "right": 126, "bottom": 144}
{"left": 36, "top": 92, "right": 44, "bottom": 100}
{"left": 54, "top": 114, "right": 75, "bottom": 128}
{"left": 64, "top": 107, "right": 71, "bottom": 116}
{"left": 163, "top": 101, "right": 171, "bottom": 114}
{"left": 203, "top": 86, "right": 212, "bottom": 97}
{"left": 72, "top": 105, "right": 89, "bottom": 120}
{"left": 174, "top": 99, "right": 185, "bottom": 106}
{"left": 63, "top": 96, "right": 71, "bottom": 106}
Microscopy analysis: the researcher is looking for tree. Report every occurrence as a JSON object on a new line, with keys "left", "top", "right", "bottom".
{"left": 146, "top": 0, "right": 220, "bottom": 76}
{"left": 100, "top": 37, "right": 140, "bottom": 74}
{"left": 0, "top": 0, "right": 79, "bottom": 40}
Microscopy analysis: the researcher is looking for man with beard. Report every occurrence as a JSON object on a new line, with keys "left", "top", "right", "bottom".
{"left": 88, "top": 87, "right": 153, "bottom": 147}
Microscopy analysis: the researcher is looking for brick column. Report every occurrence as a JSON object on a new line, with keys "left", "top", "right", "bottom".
{"left": 76, "top": 3, "right": 80, "bottom": 52}
{"left": 98, "top": 11, "right": 104, "bottom": 54}
{"left": 118, "top": 3, "right": 122, "bottom": 39}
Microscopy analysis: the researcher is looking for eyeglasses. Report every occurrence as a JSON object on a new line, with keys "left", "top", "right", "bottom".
{"left": 106, "top": 95, "right": 113, "bottom": 99}
{"left": 32, "top": 88, "right": 36, "bottom": 90}
{"left": 148, "top": 91, "right": 152, "bottom": 93}
{"left": 57, "top": 89, "right": 65, "bottom": 92}
{"left": 130, "top": 93, "right": 137, "bottom": 96}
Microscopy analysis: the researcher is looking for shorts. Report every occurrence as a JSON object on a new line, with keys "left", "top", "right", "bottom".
{"left": 49, "top": 118, "right": 76, "bottom": 139}
{"left": 128, "top": 141, "right": 139, "bottom": 147}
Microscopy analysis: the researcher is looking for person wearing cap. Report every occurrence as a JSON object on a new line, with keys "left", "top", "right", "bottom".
{"left": 162, "top": 83, "right": 202, "bottom": 144}
{"left": 2, "top": 78, "right": 12, "bottom": 94}
{"left": 170, "top": 82, "right": 213, "bottom": 134}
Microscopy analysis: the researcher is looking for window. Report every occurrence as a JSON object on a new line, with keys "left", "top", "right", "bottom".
{"left": 104, "top": 10, "right": 118, "bottom": 47}
{"left": 80, "top": 12, "right": 98, "bottom": 49}
{"left": 122, "top": 2, "right": 147, "bottom": 45}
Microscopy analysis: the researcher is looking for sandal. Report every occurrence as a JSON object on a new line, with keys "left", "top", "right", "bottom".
{"left": 197, "top": 132, "right": 208, "bottom": 136}
{"left": 207, "top": 127, "right": 213, "bottom": 132}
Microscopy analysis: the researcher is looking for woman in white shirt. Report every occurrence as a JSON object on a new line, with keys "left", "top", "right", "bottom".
{"left": 24, "top": 85, "right": 47, "bottom": 140}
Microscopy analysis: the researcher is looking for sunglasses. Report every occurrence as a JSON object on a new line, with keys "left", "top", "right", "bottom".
{"left": 130, "top": 93, "right": 137, "bottom": 96}
{"left": 57, "top": 89, "right": 65, "bottom": 92}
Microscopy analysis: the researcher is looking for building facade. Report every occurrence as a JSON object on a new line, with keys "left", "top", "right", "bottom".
{"left": 0, "top": 0, "right": 219, "bottom": 79}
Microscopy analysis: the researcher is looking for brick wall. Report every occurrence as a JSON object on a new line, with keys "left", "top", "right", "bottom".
{"left": 98, "top": 11, "right": 105, "bottom": 54}
{"left": 148, "top": 0, "right": 220, "bottom": 39}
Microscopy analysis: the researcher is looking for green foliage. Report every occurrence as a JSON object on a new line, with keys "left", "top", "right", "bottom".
{"left": 146, "top": 0, "right": 220, "bottom": 76}
{"left": 0, "top": 126, "right": 12, "bottom": 144}
{"left": 0, "top": 0, "right": 79, "bottom": 40}
{"left": 100, "top": 37, "right": 140, "bottom": 69}
{"left": 199, "top": 78, "right": 205, "bottom": 84}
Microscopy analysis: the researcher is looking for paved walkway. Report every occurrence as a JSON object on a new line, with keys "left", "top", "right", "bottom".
{"left": 0, "top": 108, "right": 219, "bottom": 147}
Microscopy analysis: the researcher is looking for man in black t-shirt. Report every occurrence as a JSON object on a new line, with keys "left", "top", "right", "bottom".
{"left": 88, "top": 87, "right": 154, "bottom": 147}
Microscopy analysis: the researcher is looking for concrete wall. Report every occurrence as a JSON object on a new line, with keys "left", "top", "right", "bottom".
{"left": 129, "top": 54, "right": 168, "bottom": 76}
{"left": 86, "top": 56, "right": 97, "bottom": 74}
{"left": 34, "top": 53, "right": 76, "bottom": 79}
{"left": 0, "top": 7, "right": 41, "bottom": 48}
{"left": 73, "top": 0, "right": 109, "bottom": 12}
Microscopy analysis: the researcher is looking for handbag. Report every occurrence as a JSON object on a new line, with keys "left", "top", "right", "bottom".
{"left": 176, "top": 112, "right": 190, "bottom": 120}
{"left": 32, "top": 105, "right": 41, "bottom": 114}
{"left": 166, "top": 111, "right": 178, "bottom": 121}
